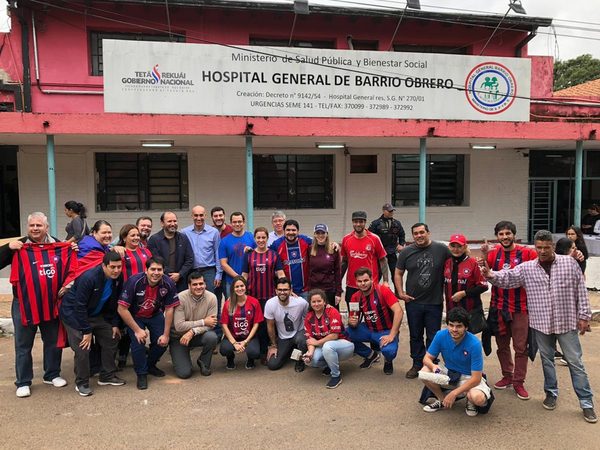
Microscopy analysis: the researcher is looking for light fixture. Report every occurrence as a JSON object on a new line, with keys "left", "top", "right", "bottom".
{"left": 141, "top": 140, "right": 174, "bottom": 148}
{"left": 293, "top": 0, "right": 309, "bottom": 15}
{"left": 316, "top": 142, "right": 346, "bottom": 149}
{"left": 406, "top": 0, "right": 421, "bottom": 10}
{"left": 479, "top": 1, "right": 527, "bottom": 55}
{"left": 470, "top": 143, "right": 497, "bottom": 150}
{"left": 508, "top": 0, "right": 527, "bottom": 15}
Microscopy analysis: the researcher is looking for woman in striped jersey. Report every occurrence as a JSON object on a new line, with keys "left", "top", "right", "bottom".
{"left": 116, "top": 224, "right": 152, "bottom": 367}
{"left": 242, "top": 227, "right": 285, "bottom": 365}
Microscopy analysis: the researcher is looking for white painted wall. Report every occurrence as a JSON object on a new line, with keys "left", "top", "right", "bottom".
{"left": 15, "top": 144, "right": 529, "bottom": 244}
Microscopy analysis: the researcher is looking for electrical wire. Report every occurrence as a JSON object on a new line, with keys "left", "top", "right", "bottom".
{"left": 18, "top": 0, "right": 600, "bottom": 107}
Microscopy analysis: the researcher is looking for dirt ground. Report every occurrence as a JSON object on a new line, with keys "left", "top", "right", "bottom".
{"left": 1, "top": 311, "right": 600, "bottom": 449}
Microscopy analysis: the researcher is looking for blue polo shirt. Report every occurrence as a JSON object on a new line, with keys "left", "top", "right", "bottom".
{"left": 427, "top": 328, "right": 483, "bottom": 376}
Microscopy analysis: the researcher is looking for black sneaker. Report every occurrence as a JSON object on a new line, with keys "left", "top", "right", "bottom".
{"left": 295, "top": 359, "right": 305, "bottom": 373}
{"left": 97, "top": 376, "right": 126, "bottom": 386}
{"left": 117, "top": 356, "right": 127, "bottom": 368}
{"left": 554, "top": 351, "right": 563, "bottom": 360}
{"left": 226, "top": 357, "right": 236, "bottom": 370}
{"left": 147, "top": 366, "right": 165, "bottom": 377}
{"left": 137, "top": 375, "right": 148, "bottom": 390}
{"left": 245, "top": 359, "right": 255, "bottom": 370}
{"left": 75, "top": 384, "right": 93, "bottom": 397}
{"left": 359, "top": 351, "right": 380, "bottom": 369}
{"left": 322, "top": 367, "right": 332, "bottom": 376}
{"left": 197, "top": 359, "right": 212, "bottom": 376}
{"left": 423, "top": 400, "right": 444, "bottom": 413}
{"left": 383, "top": 360, "right": 393, "bottom": 375}
{"left": 583, "top": 408, "right": 598, "bottom": 423}
{"left": 326, "top": 376, "right": 342, "bottom": 389}
{"left": 543, "top": 393, "right": 557, "bottom": 410}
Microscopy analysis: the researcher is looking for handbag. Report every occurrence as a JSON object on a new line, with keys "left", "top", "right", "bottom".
{"left": 468, "top": 305, "right": 489, "bottom": 334}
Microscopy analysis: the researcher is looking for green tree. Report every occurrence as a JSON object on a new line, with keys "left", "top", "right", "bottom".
{"left": 554, "top": 54, "right": 600, "bottom": 91}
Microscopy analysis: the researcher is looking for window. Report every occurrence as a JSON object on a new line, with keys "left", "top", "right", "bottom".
{"left": 351, "top": 40, "right": 379, "bottom": 51}
{"left": 96, "top": 153, "right": 189, "bottom": 211}
{"left": 249, "top": 38, "right": 335, "bottom": 49}
{"left": 393, "top": 44, "right": 468, "bottom": 55}
{"left": 392, "top": 154, "right": 465, "bottom": 206}
{"left": 253, "top": 155, "right": 334, "bottom": 209}
{"left": 350, "top": 155, "right": 377, "bottom": 173}
{"left": 90, "top": 32, "right": 185, "bottom": 76}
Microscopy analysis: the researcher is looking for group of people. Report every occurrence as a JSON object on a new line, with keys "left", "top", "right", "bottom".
{"left": 0, "top": 201, "right": 596, "bottom": 423}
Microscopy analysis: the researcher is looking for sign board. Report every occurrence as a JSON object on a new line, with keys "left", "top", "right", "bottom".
{"left": 103, "top": 40, "right": 531, "bottom": 122}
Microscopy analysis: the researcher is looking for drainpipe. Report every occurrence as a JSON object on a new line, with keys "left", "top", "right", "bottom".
{"left": 32, "top": 11, "right": 103, "bottom": 95}
{"left": 18, "top": 16, "right": 32, "bottom": 111}
{"left": 574, "top": 140, "right": 583, "bottom": 227}
{"left": 246, "top": 136, "right": 254, "bottom": 231}
{"left": 515, "top": 30, "right": 536, "bottom": 58}
{"left": 46, "top": 134, "right": 58, "bottom": 236}
{"left": 419, "top": 138, "right": 426, "bottom": 223}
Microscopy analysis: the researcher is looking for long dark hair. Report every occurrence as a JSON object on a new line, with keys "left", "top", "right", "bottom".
{"left": 229, "top": 276, "right": 248, "bottom": 315}
{"left": 64, "top": 200, "right": 87, "bottom": 219}
{"left": 566, "top": 225, "right": 588, "bottom": 254}
{"left": 555, "top": 238, "right": 575, "bottom": 256}
{"left": 91, "top": 220, "right": 111, "bottom": 234}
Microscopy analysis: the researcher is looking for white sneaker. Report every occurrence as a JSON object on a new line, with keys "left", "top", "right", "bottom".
{"left": 466, "top": 400, "right": 479, "bottom": 417}
{"left": 43, "top": 376, "right": 68, "bottom": 388}
{"left": 16, "top": 386, "right": 31, "bottom": 398}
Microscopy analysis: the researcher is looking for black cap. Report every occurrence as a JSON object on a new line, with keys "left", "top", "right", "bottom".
{"left": 351, "top": 211, "right": 367, "bottom": 220}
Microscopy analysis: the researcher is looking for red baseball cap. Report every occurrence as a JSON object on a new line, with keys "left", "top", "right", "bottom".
{"left": 449, "top": 234, "right": 467, "bottom": 245}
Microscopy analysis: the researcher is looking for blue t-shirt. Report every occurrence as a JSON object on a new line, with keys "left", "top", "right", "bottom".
{"left": 218, "top": 232, "right": 257, "bottom": 284}
{"left": 427, "top": 328, "right": 483, "bottom": 376}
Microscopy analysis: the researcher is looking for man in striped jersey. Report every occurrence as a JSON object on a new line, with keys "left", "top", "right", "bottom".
{"left": 346, "top": 267, "right": 403, "bottom": 375}
{"left": 480, "top": 221, "right": 537, "bottom": 401}
{"left": 0, "top": 212, "right": 70, "bottom": 398}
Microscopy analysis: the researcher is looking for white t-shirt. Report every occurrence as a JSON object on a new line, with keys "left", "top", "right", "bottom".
{"left": 263, "top": 295, "right": 308, "bottom": 340}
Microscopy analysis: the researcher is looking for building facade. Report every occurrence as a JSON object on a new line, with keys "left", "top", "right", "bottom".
{"left": 1, "top": 0, "right": 599, "bottom": 243}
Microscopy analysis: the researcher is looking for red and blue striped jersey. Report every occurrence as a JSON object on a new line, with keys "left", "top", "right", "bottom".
{"left": 220, "top": 296, "right": 264, "bottom": 340}
{"left": 122, "top": 247, "right": 152, "bottom": 282}
{"left": 349, "top": 285, "right": 398, "bottom": 332}
{"left": 271, "top": 236, "right": 312, "bottom": 293}
{"left": 487, "top": 245, "right": 537, "bottom": 313}
{"left": 444, "top": 255, "right": 488, "bottom": 312}
{"left": 304, "top": 307, "right": 349, "bottom": 341}
{"left": 242, "top": 249, "right": 283, "bottom": 301}
{"left": 10, "top": 242, "right": 76, "bottom": 326}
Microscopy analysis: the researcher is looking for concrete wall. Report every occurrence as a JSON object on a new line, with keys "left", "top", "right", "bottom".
{"left": 16, "top": 144, "right": 528, "bottom": 243}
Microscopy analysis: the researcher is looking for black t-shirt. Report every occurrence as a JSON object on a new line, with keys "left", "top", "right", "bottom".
{"left": 396, "top": 241, "right": 451, "bottom": 305}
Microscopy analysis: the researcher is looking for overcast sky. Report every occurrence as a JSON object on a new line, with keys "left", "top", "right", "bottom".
{"left": 242, "top": 0, "right": 600, "bottom": 61}
{"left": 2, "top": 1, "right": 599, "bottom": 60}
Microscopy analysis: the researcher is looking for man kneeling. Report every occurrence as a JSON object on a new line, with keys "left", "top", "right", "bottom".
{"left": 420, "top": 307, "right": 491, "bottom": 416}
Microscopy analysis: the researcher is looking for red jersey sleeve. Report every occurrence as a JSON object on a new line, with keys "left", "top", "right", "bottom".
{"left": 220, "top": 300, "right": 231, "bottom": 325}
{"left": 249, "top": 297, "right": 264, "bottom": 324}
{"left": 525, "top": 247, "right": 538, "bottom": 261}
{"left": 471, "top": 260, "right": 488, "bottom": 287}
{"left": 380, "top": 285, "right": 399, "bottom": 308}
{"left": 373, "top": 234, "right": 387, "bottom": 259}
{"left": 340, "top": 235, "right": 349, "bottom": 258}
{"left": 326, "top": 307, "right": 343, "bottom": 334}
{"left": 304, "top": 313, "right": 314, "bottom": 340}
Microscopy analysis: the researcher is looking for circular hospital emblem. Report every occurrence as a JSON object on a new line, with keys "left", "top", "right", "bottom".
{"left": 465, "top": 62, "right": 517, "bottom": 115}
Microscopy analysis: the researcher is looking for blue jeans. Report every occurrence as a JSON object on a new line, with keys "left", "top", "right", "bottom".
{"left": 127, "top": 314, "right": 167, "bottom": 376}
{"left": 297, "top": 291, "right": 308, "bottom": 301}
{"left": 345, "top": 323, "right": 398, "bottom": 362}
{"left": 405, "top": 301, "right": 443, "bottom": 369}
{"left": 533, "top": 328, "right": 594, "bottom": 409}
{"left": 309, "top": 340, "right": 355, "bottom": 377}
{"left": 12, "top": 298, "right": 62, "bottom": 387}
